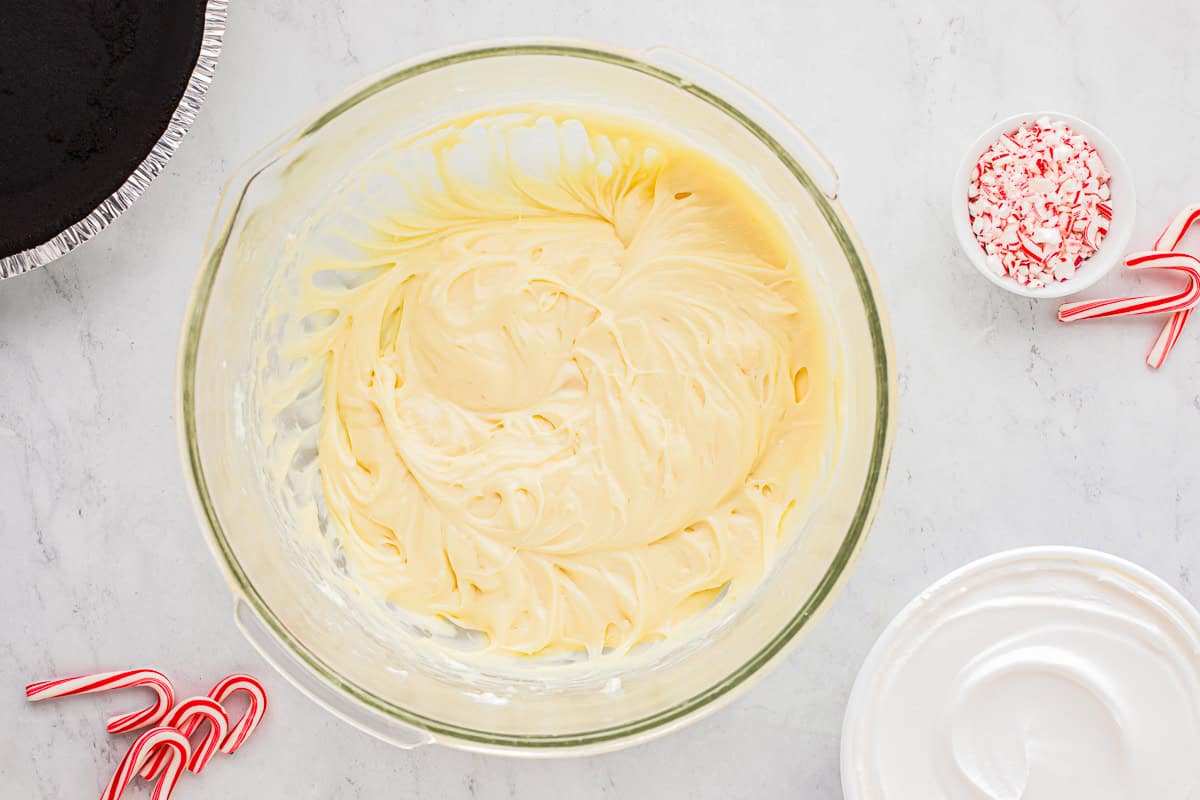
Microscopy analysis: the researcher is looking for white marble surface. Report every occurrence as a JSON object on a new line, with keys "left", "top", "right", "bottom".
{"left": 4, "top": 1, "right": 1200, "bottom": 797}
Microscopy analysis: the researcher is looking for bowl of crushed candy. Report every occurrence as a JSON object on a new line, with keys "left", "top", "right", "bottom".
{"left": 951, "top": 111, "right": 1135, "bottom": 300}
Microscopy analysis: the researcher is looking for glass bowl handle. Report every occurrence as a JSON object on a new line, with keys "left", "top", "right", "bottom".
{"left": 233, "top": 597, "right": 436, "bottom": 750}
{"left": 641, "top": 46, "right": 840, "bottom": 200}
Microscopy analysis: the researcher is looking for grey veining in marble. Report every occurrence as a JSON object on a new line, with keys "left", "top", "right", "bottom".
{"left": 3, "top": 0, "right": 1200, "bottom": 797}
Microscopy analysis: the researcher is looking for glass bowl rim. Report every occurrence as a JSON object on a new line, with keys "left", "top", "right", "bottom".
{"left": 176, "top": 39, "right": 896, "bottom": 752}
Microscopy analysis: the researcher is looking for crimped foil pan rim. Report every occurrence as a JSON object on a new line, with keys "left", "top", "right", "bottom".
{"left": 0, "top": 0, "right": 228, "bottom": 280}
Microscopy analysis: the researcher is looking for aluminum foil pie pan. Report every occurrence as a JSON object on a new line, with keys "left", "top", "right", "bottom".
{"left": 0, "top": 0, "right": 227, "bottom": 280}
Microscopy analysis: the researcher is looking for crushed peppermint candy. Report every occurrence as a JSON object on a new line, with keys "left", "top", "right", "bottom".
{"left": 968, "top": 117, "right": 1112, "bottom": 288}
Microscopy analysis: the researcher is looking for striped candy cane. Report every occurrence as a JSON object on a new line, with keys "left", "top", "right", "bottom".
{"left": 1058, "top": 251, "right": 1200, "bottom": 322}
{"left": 1148, "top": 205, "right": 1200, "bottom": 368}
{"left": 101, "top": 727, "right": 190, "bottom": 800}
{"left": 1127, "top": 252, "right": 1200, "bottom": 367}
{"left": 1154, "top": 204, "right": 1200, "bottom": 251}
{"left": 25, "top": 669, "right": 175, "bottom": 734}
{"left": 140, "top": 696, "right": 230, "bottom": 779}
{"left": 208, "top": 674, "right": 268, "bottom": 754}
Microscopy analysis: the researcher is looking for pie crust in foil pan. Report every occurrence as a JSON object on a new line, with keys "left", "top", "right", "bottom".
{"left": 0, "top": 0, "right": 228, "bottom": 280}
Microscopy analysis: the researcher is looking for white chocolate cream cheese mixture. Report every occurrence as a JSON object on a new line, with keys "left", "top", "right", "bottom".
{"left": 271, "top": 110, "right": 837, "bottom": 657}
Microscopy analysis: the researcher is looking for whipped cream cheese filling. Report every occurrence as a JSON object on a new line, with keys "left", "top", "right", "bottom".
{"left": 271, "top": 110, "right": 835, "bottom": 656}
{"left": 843, "top": 549, "right": 1200, "bottom": 800}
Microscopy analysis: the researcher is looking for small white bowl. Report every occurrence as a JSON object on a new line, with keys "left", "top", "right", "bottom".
{"left": 951, "top": 111, "right": 1136, "bottom": 299}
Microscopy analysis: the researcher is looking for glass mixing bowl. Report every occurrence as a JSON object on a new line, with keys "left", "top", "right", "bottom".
{"left": 177, "top": 40, "right": 895, "bottom": 756}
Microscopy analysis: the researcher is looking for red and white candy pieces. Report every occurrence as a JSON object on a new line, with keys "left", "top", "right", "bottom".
{"left": 968, "top": 117, "right": 1112, "bottom": 288}
{"left": 25, "top": 668, "right": 267, "bottom": 799}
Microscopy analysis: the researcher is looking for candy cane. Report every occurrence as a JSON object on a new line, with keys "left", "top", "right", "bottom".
{"left": 139, "top": 696, "right": 230, "bottom": 779}
{"left": 1057, "top": 251, "right": 1200, "bottom": 322}
{"left": 25, "top": 669, "right": 175, "bottom": 734}
{"left": 1153, "top": 204, "right": 1200, "bottom": 251}
{"left": 208, "top": 674, "right": 268, "bottom": 754}
{"left": 1147, "top": 205, "right": 1200, "bottom": 368}
{"left": 101, "top": 727, "right": 190, "bottom": 800}
{"left": 1147, "top": 309, "right": 1189, "bottom": 368}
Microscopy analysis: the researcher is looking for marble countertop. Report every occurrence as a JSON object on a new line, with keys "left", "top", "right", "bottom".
{"left": 4, "top": 1, "right": 1200, "bottom": 797}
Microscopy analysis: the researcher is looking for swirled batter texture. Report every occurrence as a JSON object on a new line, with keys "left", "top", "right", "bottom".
{"left": 289, "top": 112, "right": 834, "bottom": 656}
